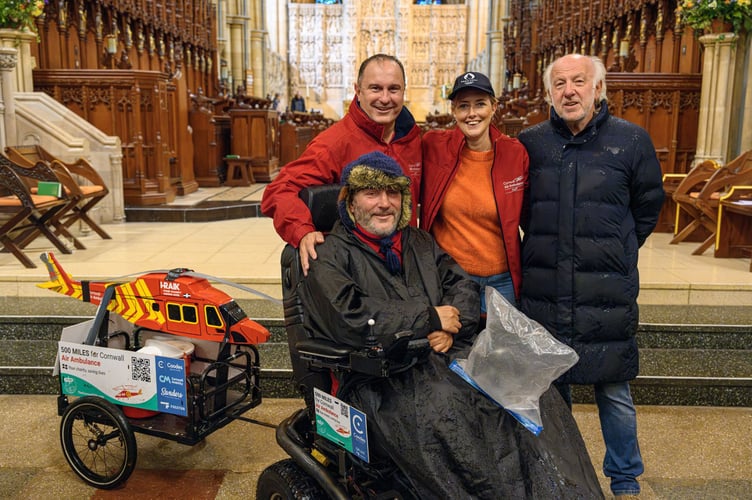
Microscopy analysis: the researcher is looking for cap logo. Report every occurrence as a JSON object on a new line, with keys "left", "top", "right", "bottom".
{"left": 462, "top": 72, "right": 476, "bottom": 85}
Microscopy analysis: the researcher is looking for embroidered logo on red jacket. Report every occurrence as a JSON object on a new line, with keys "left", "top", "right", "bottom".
{"left": 503, "top": 175, "right": 525, "bottom": 194}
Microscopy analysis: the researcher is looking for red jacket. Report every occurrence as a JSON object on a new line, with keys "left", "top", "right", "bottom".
{"left": 261, "top": 98, "right": 422, "bottom": 246}
{"left": 420, "top": 126, "right": 528, "bottom": 298}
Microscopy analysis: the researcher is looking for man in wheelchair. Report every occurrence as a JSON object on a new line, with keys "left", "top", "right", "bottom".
{"left": 260, "top": 152, "right": 603, "bottom": 499}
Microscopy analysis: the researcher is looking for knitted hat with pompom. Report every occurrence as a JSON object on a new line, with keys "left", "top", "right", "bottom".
{"left": 337, "top": 151, "right": 412, "bottom": 231}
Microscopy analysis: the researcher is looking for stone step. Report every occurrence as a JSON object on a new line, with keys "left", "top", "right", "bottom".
{"left": 1, "top": 315, "right": 750, "bottom": 406}
{"left": 638, "top": 323, "right": 752, "bottom": 349}
{"left": 4, "top": 315, "right": 749, "bottom": 347}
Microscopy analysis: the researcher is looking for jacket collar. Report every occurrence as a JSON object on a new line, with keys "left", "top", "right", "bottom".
{"left": 348, "top": 97, "right": 417, "bottom": 143}
{"left": 550, "top": 100, "right": 609, "bottom": 144}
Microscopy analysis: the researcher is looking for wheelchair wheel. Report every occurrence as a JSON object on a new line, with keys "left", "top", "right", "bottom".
{"left": 256, "top": 459, "right": 325, "bottom": 500}
{"left": 59, "top": 396, "right": 137, "bottom": 489}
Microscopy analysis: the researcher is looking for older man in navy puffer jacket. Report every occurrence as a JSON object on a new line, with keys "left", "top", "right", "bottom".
{"left": 518, "top": 54, "right": 664, "bottom": 499}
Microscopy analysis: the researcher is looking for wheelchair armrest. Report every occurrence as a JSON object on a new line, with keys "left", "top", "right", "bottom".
{"left": 296, "top": 339, "right": 353, "bottom": 360}
{"left": 298, "top": 336, "right": 390, "bottom": 376}
{"left": 296, "top": 332, "right": 431, "bottom": 379}
{"left": 383, "top": 330, "right": 430, "bottom": 359}
{"left": 407, "top": 338, "right": 430, "bottom": 353}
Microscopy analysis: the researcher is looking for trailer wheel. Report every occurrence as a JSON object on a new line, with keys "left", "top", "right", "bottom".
{"left": 60, "top": 396, "right": 137, "bottom": 489}
{"left": 256, "top": 459, "right": 325, "bottom": 500}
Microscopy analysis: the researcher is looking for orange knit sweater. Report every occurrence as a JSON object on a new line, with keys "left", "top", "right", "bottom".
{"left": 431, "top": 148, "right": 508, "bottom": 276}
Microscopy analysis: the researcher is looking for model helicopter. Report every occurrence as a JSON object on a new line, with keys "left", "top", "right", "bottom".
{"left": 38, "top": 252, "right": 271, "bottom": 346}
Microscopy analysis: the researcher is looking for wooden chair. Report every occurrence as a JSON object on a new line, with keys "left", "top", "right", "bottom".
{"left": 4, "top": 145, "right": 111, "bottom": 240}
{"left": 1, "top": 153, "right": 85, "bottom": 251}
{"left": 715, "top": 185, "right": 752, "bottom": 271}
{"left": 675, "top": 152, "right": 752, "bottom": 255}
{"left": 0, "top": 157, "right": 72, "bottom": 268}
{"left": 670, "top": 160, "right": 719, "bottom": 247}
{"left": 655, "top": 172, "right": 687, "bottom": 233}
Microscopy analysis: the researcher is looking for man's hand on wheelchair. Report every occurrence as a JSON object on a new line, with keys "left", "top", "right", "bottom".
{"left": 427, "top": 331, "right": 453, "bottom": 353}
{"left": 299, "top": 231, "right": 325, "bottom": 276}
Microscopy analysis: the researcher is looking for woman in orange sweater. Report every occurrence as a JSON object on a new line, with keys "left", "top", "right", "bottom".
{"left": 421, "top": 72, "right": 529, "bottom": 312}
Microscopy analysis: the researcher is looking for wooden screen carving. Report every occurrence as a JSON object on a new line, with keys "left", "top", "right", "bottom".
{"left": 32, "top": 0, "right": 216, "bottom": 205}
{"left": 505, "top": 0, "right": 703, "bottom": 176}
{"left": 607, "top": 73, "right": 701, "bottom": 175}
{"left": 34, "top": 69, "right": 176, "bottom": 205}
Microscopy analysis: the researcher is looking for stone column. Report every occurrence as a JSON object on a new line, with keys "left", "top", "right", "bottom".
{"left": 0, "top": 47, "right": 18, "bottom": 150}
{"left": 229, "top": 22, "right": 244, "bottom": 91}
{"left": 489, "top": 30, "right": 504, "bottom": 97}
{"left": 737, "top": 35, "right": 752, "bottom": 159}
{"left": 250, "top": 30, "right": 264, "bottom": 98}
{"left": 693, "top": 32, "right": 742, "bottom": 165}
{"left": 489, "top": 0, "right": 507, "bottom": 95}
{"left": 0, "top": 28, "right": 35, "bottom": 93}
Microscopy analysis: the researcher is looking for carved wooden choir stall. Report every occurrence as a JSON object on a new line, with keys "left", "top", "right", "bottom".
{"left": 226, "top": 95, "right": 280, "bottom": 185}
{"left": 504, "top": 0, "right": 704, "bottom": 234}
{"left": 31, "top": 0, "right": 216, "bottom": 206}
{"left": 279, "top": 111, "right": 332, "bottom": 167}
{"left": 190, "top": 93, "right": 231, "bottom": 187}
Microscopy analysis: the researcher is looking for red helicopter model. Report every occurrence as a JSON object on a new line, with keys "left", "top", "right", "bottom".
{"left": 38, "top": 252, "right": 271, "bottom": 346}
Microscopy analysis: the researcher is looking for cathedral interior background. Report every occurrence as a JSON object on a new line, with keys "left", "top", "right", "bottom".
{"left": 0, "top": 0, "right": 750, "bottom": 217}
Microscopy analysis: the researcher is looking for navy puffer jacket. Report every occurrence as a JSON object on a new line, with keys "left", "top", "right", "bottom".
{"left": 517, "top": 103, "right": 664, "bottom": 384}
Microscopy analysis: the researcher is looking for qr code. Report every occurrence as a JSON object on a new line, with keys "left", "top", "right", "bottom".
{"left": 340, "top": 402, "right": 349, "bottom": 418}
{"left": 131, "top": 357, "right": 151, "bottom": 383}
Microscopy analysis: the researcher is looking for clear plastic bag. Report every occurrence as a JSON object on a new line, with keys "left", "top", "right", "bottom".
{"left": 450, "top": 287, "right": 579, "bottom": 435}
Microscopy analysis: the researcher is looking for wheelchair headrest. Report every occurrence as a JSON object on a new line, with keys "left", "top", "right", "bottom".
{"left": 299, "top": 184, "right": 341, "bottom": 233}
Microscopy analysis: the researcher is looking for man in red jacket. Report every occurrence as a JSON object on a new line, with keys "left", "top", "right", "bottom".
{"left": 261, "top": 54, "right": 422, "bottom": 274}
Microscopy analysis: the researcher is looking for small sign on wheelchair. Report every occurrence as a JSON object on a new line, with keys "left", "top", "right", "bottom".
{"left": 314, "top": 387, "right": 369, "bottom": 463}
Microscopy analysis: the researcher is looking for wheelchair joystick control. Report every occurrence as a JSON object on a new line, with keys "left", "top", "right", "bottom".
{"left": 350, "top": 318, "right": 390, "bottom": 377}
{"left": 366, "top": 319, "right": 378, "bottom": 349}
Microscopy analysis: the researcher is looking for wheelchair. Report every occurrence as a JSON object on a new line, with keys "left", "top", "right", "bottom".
{"left": 256, "top": 185, "right": 424, "bottom": 499}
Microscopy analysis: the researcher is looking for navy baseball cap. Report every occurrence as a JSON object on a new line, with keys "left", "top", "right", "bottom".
{"left": 448, "top": 72, "right": 496, "bottom": 100}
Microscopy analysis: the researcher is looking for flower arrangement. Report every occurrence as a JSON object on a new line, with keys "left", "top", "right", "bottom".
{"left": 678, "top": 0, "right": 752, "bottom": 33}
{"left": 0, "top": 0, "right": 46, "bottom": 32}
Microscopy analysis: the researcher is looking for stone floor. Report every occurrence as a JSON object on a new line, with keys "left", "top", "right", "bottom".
{"left": 0, "top": 395, "right": 750, "bottom": 499}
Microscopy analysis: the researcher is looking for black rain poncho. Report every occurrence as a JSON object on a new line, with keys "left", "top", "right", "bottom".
{"left": 301, "top": 222, "right": 603, "bottom": 498}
